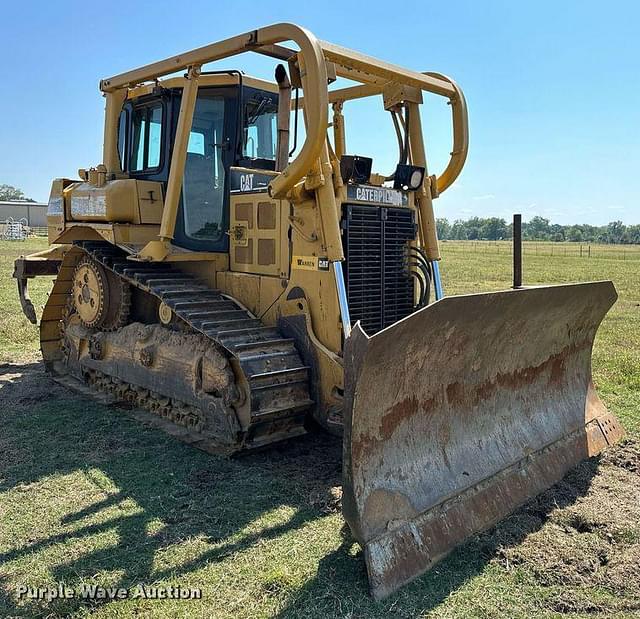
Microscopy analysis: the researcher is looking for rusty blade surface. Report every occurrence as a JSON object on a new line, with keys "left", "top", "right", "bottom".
{"left": 342, "top": 281, "right": 624, "bottom": 600}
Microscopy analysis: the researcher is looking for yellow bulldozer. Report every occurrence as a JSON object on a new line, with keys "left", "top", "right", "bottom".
{"left": 13, "top": 23, "right": 624, "bottom": 599}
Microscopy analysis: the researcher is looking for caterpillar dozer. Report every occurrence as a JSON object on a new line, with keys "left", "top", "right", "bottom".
{"left": 14, "top": 24, "right": 624, "bottom": 599}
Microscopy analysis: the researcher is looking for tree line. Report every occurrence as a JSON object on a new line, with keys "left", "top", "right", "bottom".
{"left": 437, "top": 216, "right": 640, "bottom": 245}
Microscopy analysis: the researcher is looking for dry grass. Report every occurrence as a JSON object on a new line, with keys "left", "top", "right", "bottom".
{"left": 0, "top": 238, "right": 638, "bottom": 618}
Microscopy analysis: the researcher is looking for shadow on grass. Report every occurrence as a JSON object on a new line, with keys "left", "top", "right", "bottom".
{"left": 0, "top": 361, "right": 600, "bottom": 618}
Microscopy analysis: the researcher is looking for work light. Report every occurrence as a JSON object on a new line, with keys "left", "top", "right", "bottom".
{"left": 393, "top": 164, "right": 425, "bottom": 191}
{"left": 340, "top": 155, "right": 373, "bottom": 184}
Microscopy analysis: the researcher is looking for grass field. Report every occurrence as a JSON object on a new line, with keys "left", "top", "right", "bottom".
{"left": 0, "top": 238, "right": 638, "bottom": 618}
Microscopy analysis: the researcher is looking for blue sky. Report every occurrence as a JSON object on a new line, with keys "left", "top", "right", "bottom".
{"left": 1, "top": 0, "right": 638, "bottom": 225}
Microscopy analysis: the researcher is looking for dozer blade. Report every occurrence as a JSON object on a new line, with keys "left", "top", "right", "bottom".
{"left": 342, "top": 281, "right": 624, "bottom": 600}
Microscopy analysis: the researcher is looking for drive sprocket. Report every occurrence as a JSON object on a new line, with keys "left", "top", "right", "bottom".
{"left": 71, "top": 256, "right": 130, "bottom": 330}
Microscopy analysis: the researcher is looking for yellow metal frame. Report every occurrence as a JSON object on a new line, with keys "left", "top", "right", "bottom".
{"left": 99, "top": 23, "right": 469, "bottom": 261}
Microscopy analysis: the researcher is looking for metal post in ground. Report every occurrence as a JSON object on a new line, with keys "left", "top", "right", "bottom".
{"left": 513, "top": 213, "right": 522, "bottom": 289}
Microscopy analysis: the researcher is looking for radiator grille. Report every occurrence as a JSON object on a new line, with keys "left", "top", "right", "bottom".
{"left": 342, "top": 204, "right": 416, "bottom": 335}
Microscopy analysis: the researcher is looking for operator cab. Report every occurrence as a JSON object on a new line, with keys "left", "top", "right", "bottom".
{"left": 116, "top": 78, "right": 278, "bottom": 252}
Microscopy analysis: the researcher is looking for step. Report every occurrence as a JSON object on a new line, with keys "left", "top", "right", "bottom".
{"left": 250, "top": 381, "right": 311, "bottom": 411}
{"left": 251, "top": 398, "right": 314, "bottom": 419}
{"left": 250, "top": 366, "right": 309, "bottom": 381}
{"left": 250, "top": 376, "right": 309, "bottom": 392}
{"left": 240, "top": 351, "right": 304, "bottom": 379}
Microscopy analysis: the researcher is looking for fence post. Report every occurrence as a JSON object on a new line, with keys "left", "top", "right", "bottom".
{"left": 513, "top": 214, "right": 522, "bottom": 289}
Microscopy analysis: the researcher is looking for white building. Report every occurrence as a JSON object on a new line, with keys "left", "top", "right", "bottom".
{"left": 0, "top": 201, "right": 48, "bottom": 227}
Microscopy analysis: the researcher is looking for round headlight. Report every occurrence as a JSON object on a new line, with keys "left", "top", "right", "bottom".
{"left": 410, "top": 169, "right": 423, "bottom": 189}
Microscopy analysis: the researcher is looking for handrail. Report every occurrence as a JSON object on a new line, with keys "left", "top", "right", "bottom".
{"left": 319, "top": 41, "right": 457, "bottom": 97}
{"left": 100, "top": 23, "right": 328, "bottom": 200}
{"left": 98, "top": 23, "right": 468, "bottom": 262}
{"left": 293, "top": 69, "right": 468, "bottom": 196}
{"left": 424, "top": 72, "right": 469, "bottom": 194}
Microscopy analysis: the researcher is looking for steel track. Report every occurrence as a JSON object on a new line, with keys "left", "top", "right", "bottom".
{"left": 48, "top": 241, "right": 314, "bottom": 453}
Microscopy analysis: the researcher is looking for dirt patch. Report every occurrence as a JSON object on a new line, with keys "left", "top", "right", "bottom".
{"left": 549, "top": 590, "right": 611, "bottom": 614}
{"left": 494, "top": 439, "right": 640, "bottom": 610}
{"left": 309, "top": 485, "right": 343, "bottom": 514}
{"left": 602, "top": 440, "right": 640, "bottom": 474}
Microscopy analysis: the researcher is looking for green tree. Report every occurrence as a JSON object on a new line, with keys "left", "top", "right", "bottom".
{"left": 524, "top": 216, "right": 551, "bottom": 240}
{"left": 606, "top": 221, "right": 625, "bottom": 244}
{"left": 464, "top": 217, "right": 483, "bottom": 240}
{"left": 436, "top": 218, "right": 451, "bottom": 240}
{"left": 627, "top": 225, "right": 640, "bottom": 244}
{"left": 450, "top": 219, "right": 467, "bottom": 240}
{"left": 566, "top": 225, "right": 583, "bottom": 242}
{"left": 550, "top": 224, "right": 565, "bottom": 241}
{"left": 0, "top": 184, "right": 34, "bottom": 201}
{"left": 481, "top": 217, "right": 508, "bottom": 240}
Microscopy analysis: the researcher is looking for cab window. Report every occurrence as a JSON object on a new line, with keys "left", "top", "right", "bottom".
{"left": 240, "top": 90, "right": 277, "bottom": 168}
{"left": 117, "top": 109, "right": 127, "bottom": 169}
{"left": 131, "top": 103, "right": 163, "bottom": 171}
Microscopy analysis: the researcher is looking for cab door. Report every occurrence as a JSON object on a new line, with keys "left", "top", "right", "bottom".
{"left": 172, "top": 87, "right": 238, "bottom": 252}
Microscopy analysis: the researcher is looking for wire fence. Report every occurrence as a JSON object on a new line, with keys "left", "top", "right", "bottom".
{"left": 441, "top": 240, "right": 640, "bottom": 261}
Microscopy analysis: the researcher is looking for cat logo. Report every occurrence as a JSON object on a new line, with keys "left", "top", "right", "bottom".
{"left": 239, "top": 174, "right": 254, "bottom": 191}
